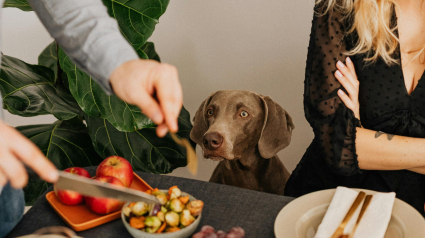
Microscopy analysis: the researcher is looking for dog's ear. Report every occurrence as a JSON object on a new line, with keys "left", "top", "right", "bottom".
{"left": 190, "top": 93, "right": 216, "bottom": 145}
{"left": 258, "top": 95, "right": 295, "bottom": 158}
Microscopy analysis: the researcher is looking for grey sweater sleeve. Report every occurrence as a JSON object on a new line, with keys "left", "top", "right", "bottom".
{"left": 27, "top": 0, "right": 139, "bottom": 94}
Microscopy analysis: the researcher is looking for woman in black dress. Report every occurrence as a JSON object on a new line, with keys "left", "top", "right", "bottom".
{"left": 284, "top": 0, "right": 425, "bottom": 216}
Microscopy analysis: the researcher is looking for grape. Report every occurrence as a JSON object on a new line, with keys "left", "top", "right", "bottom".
{"left": 216, "top": 230, "right": 226, "bottom": 238}
{"left": 192, "top": 226, "right": 245, "bottom": 238}
{"left": 205, "top": 233, "right": 218, "bottom": 238}
{"left": 192, "top": 232, "right": 205, "bottom": 238}
{"left": 228, "top": 227, "right": 245, "bottom": 237}
{"left": 225, "top": 233, "right": 238, "bottom": 238}
{"left": 201, "top": 225, "right": 215, "bottom": 233}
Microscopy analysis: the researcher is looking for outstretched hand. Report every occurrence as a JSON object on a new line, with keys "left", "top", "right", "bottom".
{"left": 0, "top": 120, "right": 58, "bottom": 189}
{"left": 109, "top": 59, "right": 183, "bottom": 137}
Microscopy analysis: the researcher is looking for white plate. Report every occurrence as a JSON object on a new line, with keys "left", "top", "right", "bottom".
{"left": 274, "top": 188, "right": 425, "bottom": 238}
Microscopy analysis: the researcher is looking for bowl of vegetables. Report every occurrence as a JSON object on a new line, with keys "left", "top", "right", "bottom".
{"left": 122, "top": 186, "right": 204, "bottom": 238}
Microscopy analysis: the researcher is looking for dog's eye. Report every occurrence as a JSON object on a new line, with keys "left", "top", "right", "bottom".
{"left": 240, "top": 111, "right": 249, "bottom": 117}
{"left": 207, "top": 109, "right": 213, "bottom": 116}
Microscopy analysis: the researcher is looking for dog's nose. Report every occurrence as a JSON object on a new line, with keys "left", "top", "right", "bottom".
{"left": 203, "top": 132, "right": 223, "bottom": 150}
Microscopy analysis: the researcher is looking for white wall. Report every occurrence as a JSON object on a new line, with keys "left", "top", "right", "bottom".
{"left": 1, "top": 0, "right": 315, "bottom": 182}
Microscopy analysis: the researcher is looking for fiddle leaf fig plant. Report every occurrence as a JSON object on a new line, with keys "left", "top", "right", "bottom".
{"left": 1, "top": 0, "right": 194, "bottom": 205}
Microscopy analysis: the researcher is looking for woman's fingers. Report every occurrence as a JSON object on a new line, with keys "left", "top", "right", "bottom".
{"left": 335, "top": 70, "right": 357, "bottom": 98}
{"left": 337, "top": 89, "right": 354, "bottom": 109}
{"left": 345, "top": 57, "right": 357, "bottom": 77}
{"left": 0, "top": 122, "right": 58, "bottom": 186}
{"left": 337, "top": 60, "right": 359, "bottom": 88}
{"left": 0, "top": 150, "right": 28, "bottom": 189}
{"left": 0, "top": 168, "right": 8, "bottom": 187}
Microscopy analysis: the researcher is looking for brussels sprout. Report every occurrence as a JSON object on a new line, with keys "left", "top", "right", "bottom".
{"left": 168, "top": 186, "right": 181, "bottom": 199}
{"left": 144, "top": 216, "right": 162, "bottom": 228}
{"left": 186, "top": 200, "right": 204, "bottom": 217}
{"left": 165, "top": 211, "right": 180, "bottom": 227}
{"left": 169, "top": 198, "right": 184, "bottom": 213}
{"left": 145, "top": 226, "right": 159, "bottom": 233}
{"left": 180, "top": 209, "right": 195, "bottom": 226}
{"left": 123, "top": 206, "right": 132, "bottom": 217}
{"left": 156, "top": 193, "right": 168, "bottom": 205}
{"left": 132, "top": 202, "right": 149, "bottom": 216}
{"left": 161, "top": 206, "right": 168, "bottom": 213}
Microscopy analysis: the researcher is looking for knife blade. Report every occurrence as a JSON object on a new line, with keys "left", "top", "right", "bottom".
{"left": 55, "top": 171, "right": 160, "bottom": 204}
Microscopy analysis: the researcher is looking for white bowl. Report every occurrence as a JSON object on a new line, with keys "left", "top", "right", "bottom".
{"left": 122, "top": 190, "right": 202, "bottom": 238}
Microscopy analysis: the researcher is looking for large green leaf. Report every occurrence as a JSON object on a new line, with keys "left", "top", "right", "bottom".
{"left": 139, "top": 42, "right": 161, "bottom": 62}
{"left": 85, "top": 107, "right": 193, "bottom": 174}
{"left": 17, "top": 118, "right": 103, "bottom": 204}
{"left": 24, "top": 180, "right": 49, "bottom": 206}
{"left": 38, "top": 42, "right": 58, "bottom": 81}
{"left": 0, "top": 54, "right": 82, "bottom": 120}
{"left": 102, "top": 0, "right": 170, "bottom": 54}
{"left": 3, "top": 0, "right": 31, "bottom": 11}
{"left": 59, "top": 43, "right": 157, "bottom": 132}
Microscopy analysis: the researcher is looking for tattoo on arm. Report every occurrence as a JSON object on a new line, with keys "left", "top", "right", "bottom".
{"left": 375, "top": 131, "right": 395, "bottom": 140}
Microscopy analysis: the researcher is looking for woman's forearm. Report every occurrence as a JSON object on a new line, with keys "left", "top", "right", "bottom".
{"left": 356, "top": 127, "right": 425, "bottom": 171}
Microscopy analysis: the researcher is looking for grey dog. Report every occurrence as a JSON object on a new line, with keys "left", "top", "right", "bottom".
{"left": 190, "top": 90, "right": 294, "bottom": 195}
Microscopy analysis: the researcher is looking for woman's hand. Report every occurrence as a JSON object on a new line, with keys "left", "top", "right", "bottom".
{"left": 335, "top": 57, "right": 360, "bottom": 120}
{"left": 0, "top": 120, "right": 58, "bottom": 188}
{"left": 109, "top": 59, "right": 183, "bottom": 137}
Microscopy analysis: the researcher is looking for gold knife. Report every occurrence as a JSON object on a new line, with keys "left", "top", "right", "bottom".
{"left": 331, "top": 191, "right": 366, "bottom": 238}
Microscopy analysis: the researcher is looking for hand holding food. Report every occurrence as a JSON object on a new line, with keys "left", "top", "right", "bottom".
{"left": 123, "top": 185, "right": 204, "bottom": 234}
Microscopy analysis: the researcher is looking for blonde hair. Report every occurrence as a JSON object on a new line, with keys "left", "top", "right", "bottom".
{"left": 316, "top": 0, "right": 403, "bottom": 65}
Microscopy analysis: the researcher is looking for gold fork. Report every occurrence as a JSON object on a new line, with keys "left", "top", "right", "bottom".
{"left": 169, "top": 132, "right": 198, "bottom": 175}
{"left": 331, "top": 191, "right": 366, "bottom": 238}
{"left": 347, "top": 195, "right": 373, "bottom": 238}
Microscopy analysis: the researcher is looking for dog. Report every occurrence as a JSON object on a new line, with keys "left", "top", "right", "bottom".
{"left": 190, "top": 90, "right": 294, "bottom": 195}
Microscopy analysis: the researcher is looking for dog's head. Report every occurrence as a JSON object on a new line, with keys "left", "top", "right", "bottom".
{"left": 190, "top": 90, "right": 294, "bottom": 162}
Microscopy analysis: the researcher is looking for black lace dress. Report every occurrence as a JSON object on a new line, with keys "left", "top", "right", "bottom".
{"left": 284, "top": 5, "right": 425, "bottom": 216}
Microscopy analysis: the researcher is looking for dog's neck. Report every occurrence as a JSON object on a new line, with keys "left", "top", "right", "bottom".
{"left": 231, "top": 147, "right": 264, "bottom": 169}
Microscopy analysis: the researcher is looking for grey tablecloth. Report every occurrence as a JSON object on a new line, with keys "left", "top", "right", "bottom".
{"left": 7, "top": 167, "right": 294, "bottom": 238}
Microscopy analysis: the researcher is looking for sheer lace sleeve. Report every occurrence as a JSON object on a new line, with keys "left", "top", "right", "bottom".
{"left": 304, "top": 5, "right": 361, "bottom": 176}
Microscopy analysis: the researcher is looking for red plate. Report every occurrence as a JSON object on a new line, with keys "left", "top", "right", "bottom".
{"left": 46, "top": 173, "right": 152, "bottom": 231}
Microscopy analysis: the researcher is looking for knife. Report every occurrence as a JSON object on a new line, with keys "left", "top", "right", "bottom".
{"left": 55, "top": 171, "right": 160, "bottom": 204}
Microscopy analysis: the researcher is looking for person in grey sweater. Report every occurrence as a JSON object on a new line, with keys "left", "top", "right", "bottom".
{"left": 0, "top": 1, "right": 182, "bottom": 236}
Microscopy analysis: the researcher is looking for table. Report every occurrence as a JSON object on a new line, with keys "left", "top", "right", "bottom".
{"left": 7, "top": 167, "right": 294, "bottom": 238}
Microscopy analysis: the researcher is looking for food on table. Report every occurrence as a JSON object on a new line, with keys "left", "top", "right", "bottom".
{"left": 96, "top": 155, "right": 134, "bottom": 187}
{"left": 150, "top": 203, "right": 161, "bottom": 216}
{"left": 180, "top": 210, "right": 195, "bottom": 226}
{"left": 84, "top": 176, "right": 125, "bottom": 215}
{"left": 54, "top": 167, "right": 91, "bottom": 205}
{"left": 132, "top": 201, "right": 149, "bottom": 216}
{"left": 169, "top": 186, "right": 181, "bottom": 199}
{"left": 192, "top": 225, "right": 245, "bottom": 238}
{"left": 129, "top": 216, "right": 146, "bottom": 229}
{"left": 155, "top": 193, "right": 168, "bottom": 205}
{"left": 169, "top": 198, "right": 184, "bottom": 212}
{"left": 165, "top": 211, "right": 180, "bottom": 227}
{"left": 186, "top": 200, "right": 204, "bottom": 216}
{"left": 123, "top": 185, "right": 204, "bottom": 234}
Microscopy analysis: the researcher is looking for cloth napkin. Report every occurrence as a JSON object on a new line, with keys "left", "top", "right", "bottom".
{"left": 315, "top": 186, "right": 395, "bottom": 238}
